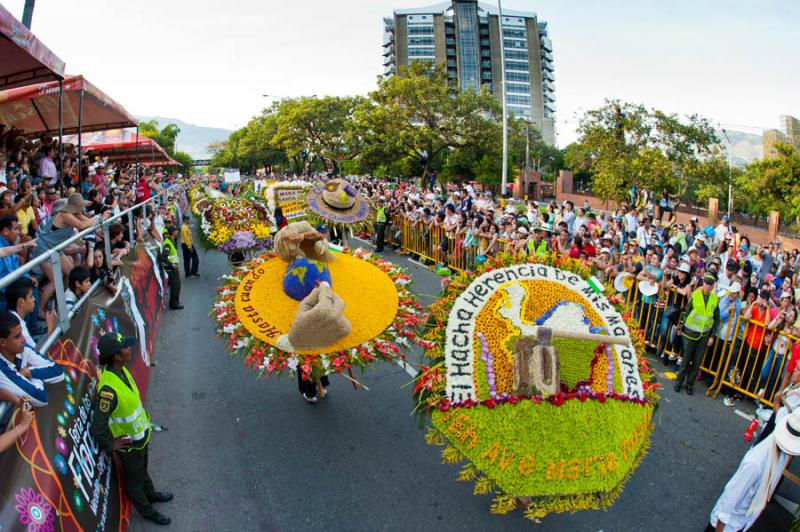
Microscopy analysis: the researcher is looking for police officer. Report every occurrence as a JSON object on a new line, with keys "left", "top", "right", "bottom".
{"left": 674, "top": 273, "right": 720, "bottom": 395}
{"left": 375, "top": 197, "right": 388, "bottom": 253}
{"left": 161, "top": 225, "right": 183, "bottom": 310}
{"left": 90, "top": 333, "right": 172, "bottom": 525}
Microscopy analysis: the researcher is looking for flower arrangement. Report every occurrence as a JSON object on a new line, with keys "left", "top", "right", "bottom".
{"left": 212, "top": 247, "right": 426, "bottom": 382}
{"left": 413, "top": 251, "right": 659, "bottom": 522}
{"left": 189, "top": 185, "right": 273, "bottom": 253}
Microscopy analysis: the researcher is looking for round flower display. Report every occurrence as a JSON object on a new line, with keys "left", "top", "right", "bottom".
{"left": 413, "top": 253, "right": 659, "bottom": 522}
{"left": 189, "top": 185, "right": 272, "bottom": 253}
{"left": 214, "top": 247, "right": 424, "bottom": 381}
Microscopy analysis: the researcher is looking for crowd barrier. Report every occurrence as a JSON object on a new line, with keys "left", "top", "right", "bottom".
{"left": 364, "top": 216, "right": 794, "bottom": 408}
{"left": 0, "top": 216, "right": 176, "bottom": 531}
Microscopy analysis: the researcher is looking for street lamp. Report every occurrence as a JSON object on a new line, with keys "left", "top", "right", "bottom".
{"left": 721, "top": 128, "right": 733, "bottom": 219}
{"left": 498, "top": 0, "right": 509, "bottom": 198}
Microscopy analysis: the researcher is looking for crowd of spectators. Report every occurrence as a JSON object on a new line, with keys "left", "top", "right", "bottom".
{"left": 0, "top": 124, "right": 178, "bottom": 443}
{"left": 352, "top": 176, "right": 800, "bottom": 408}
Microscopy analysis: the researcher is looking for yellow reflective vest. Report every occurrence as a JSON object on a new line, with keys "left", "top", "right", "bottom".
{"left": 684, "top": 289, "right": 719, "bottom": 337}
{"left": 97, "top": 367, "right": 151, "bottom": 450}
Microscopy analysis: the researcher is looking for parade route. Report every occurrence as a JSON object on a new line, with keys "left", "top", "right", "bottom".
{"left": 133, "top": 231, "right": 797, "bottom": 531}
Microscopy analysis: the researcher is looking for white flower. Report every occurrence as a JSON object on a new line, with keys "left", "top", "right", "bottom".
{"left": 233, "top": 340, "right": 248, "bottom": 350}
{"left": 286, "top": 357, "right": 299, "bottom": 371}
{"left": 223, "top": 323, "right": 239, "bottom": 334}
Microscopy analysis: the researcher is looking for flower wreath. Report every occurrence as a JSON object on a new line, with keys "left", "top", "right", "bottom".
{"left": 212, "top": 247, "right": 426, "bottom": 381}
{"left": 412, "top": 252, "right": 660, "bottom": 522}
{"left": 189, "top": 186, "right": 272, "bottom": 251}
{"left": 265, "top": 180, "right": 312, "bottom": 227}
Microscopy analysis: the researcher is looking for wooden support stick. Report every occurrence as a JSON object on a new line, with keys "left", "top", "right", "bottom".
{"left": 339, "top": 368, "right": 369, "bottom": 391}
{"left": 548, "top": 329, "right": 632, "bottom": 346}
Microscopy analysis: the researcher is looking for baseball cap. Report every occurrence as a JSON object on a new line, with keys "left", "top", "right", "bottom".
{"left": 727, "top": 282, "right": 742, "bottom": 294}
{"left": 600, "top": 247, "right": 611, "bottom": 255}
{"left": 98, "top": 332, "right": 136, "bottom": 364}
{"left": 678, "top": 262, "right": 691, "bottom": 274}
{"left": 703, "top": 273, "right": 717, "bottom": 284}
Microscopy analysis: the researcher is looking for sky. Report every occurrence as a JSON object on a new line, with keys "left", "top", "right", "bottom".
{"left": 4, "top": 0, "right": 799, "bottom": 146}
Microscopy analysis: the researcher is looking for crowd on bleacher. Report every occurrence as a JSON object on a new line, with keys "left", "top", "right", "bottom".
{"left": 0, "top": 123, "right": 179, "bottom": 451}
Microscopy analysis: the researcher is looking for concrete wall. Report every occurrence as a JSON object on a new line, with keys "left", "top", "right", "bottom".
{"left": 434, "top": 14, "right": 446, "bottom": 67}
{"left": 396, "top": 15, "right": 408, "bottom": 69}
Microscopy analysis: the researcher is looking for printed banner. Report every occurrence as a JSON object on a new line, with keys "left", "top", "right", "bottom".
{"left": 0, "top": 244, "right": 166, "bottom": 531}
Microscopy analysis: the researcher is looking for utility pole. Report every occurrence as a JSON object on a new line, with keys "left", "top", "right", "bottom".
{"left": 525, "top": 123, "right": 530, "bottom": 171}
{"left": 498, "top": 0, "right": 509, "bottom": 197}
{"left": 722, "top": 128, "right": 733, "bottom": 219}
{"left": 22, "top": 0, "right": 36, "bottom": 29}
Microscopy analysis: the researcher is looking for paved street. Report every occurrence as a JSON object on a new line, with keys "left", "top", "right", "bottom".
{"left": 133, "top": 233, "right": 798, "bottom": 531}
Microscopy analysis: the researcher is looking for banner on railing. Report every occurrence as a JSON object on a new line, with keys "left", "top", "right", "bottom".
{"left": 0, "top": 243, "right": 166, "bottom": 531}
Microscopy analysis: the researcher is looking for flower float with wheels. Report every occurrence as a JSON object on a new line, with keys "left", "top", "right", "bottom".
{"left": 413, "top": 253, "right": 659, "bottom": 522}
{"left": 213, "top": 221, "right": 424, "bottom": 384}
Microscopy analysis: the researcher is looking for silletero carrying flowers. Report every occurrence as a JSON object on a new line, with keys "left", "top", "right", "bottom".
{"left": 212, "top": 220, "right": 425, "bottom": 398}
{"left": 189, "top": 185, "right": 273, "bottom": 255}
{"left": 413, "top": 252, "right": 660, "bottom": 522}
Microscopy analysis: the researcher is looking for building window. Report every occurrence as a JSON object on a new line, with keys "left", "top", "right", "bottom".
{"left": 503, "top": 39, "right": 528, "bottom": 49}
{"left": 505, "top": 60, "right": 530, "bottom": 71}
{"left": 408, "top": 25, "right": 434, "bottom": 35}
{"left": 455, "top": 0, "right": 480, "bottom": 92}
{"left": 507, "top": 94, "right": 531, "bottom": 105}
{"left": 506, "top": 82, "right": 531, "bottom": 94}
{"left": 505, "top": 49, "right": 529, "bottom": 60}
{"left": 408, "top": 47, "right": 436, "bottom": 57}
{"left": 506, "top": 71, "right": 529, "bottom": 82}
{"left": 502, "top": 28, "right": 527, "bottom": 39}
{"left": 408, "top": 36, "right": 435, "bottom": 46}
{"left": 509, "top": 106, "right": 531, "bottom": 118}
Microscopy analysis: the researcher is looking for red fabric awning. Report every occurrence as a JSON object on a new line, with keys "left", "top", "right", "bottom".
{"left": 0, "top": 4, "right": 65, "bottom": 91}
{"left": 0, "top": 75, "right": 137, "bottom": 135}
{"left": 67, "top": 129, "right": 171, "bottom": 163}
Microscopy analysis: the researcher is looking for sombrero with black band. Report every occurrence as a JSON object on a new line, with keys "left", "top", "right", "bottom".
{"left": 305, "top": 179, "right": 369, "bottom": 225}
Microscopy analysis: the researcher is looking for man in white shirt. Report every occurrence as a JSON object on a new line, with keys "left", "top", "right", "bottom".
{"left": 709, "top": 410, "right": 800, "bottom": 531}
{"left": 715, "top": 215, "right": 731, "bottom": 247}
{"left": 636, "top": 218, "right": 654, "bottom": 250}
{"left": 38, "top": 147, "right": 59, "bottom": 187}
{"left": 573, "top": 208, "right": 588, "bottom": 236}
{"left": 0, "top": 310, "right": 63, "bottom": 407}
{"left": 624, "top": 207, "right": 638, "bottom": 234}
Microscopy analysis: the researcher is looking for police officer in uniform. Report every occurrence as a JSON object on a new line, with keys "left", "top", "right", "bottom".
{"left": 375, "top": 197, "right": 388, "bottom": 252}
{"left": 90, "top": 333, "right": 172, "bottom": 525}
{"left": 161, "top": 225, "right": 183, "bottom": 310}
{"left": 674, "top": 273, "right": 720, "bottom": 395}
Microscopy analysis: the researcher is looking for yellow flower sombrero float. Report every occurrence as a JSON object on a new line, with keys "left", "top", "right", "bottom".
{"left": 414, "top": 253, "right": 659, "bottom": 522}
{"left": 213, "top": 220, "right": 424, "bottom": 383}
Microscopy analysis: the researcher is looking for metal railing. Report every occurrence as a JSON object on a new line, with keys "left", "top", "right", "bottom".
{"left": 0, "top": 185, "right": 183, "bottom": 424}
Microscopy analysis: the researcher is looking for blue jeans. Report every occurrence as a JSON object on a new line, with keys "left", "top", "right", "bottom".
{"left": 760, "top": 346, "right": 787, "bottom": 400}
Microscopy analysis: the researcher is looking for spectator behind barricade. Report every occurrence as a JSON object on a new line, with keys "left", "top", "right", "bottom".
{"left": 0, "top": 395, "right": 34, "bottom": 453}
{"left": 86, "top": 188, "right": 104, "bottom": 216}
{"left": 0, "top": 310, "right": 63, "bottom": 407}
{"left": 32, "top": 194, "right": 108, "bottom": 320}
{"left": 64, "top": 266, "right": 92, "bottom": 313}
{"left": 0, "top": 216, "right": 41, "bottom": 329}
{"left": 92, "top": 164, "right": 109, "bottom": 198}
{"left": 87, "top": 244, "right": 118, "bottom": 294}
{"left": 6, "top": 278, "right": 57, "bottom": 347}
{"left": 38, "top": 147, "right": 58, "bottom": 188}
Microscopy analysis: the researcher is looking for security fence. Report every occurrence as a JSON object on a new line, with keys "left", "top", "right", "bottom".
{"left": 363, "top": 215, "right": 794, "bottom": 408}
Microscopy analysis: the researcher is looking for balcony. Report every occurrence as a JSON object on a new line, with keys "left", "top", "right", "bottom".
{"left": 543, "top": 80, "right": 555, "bottom": 92}
{"left": 383, "top": 65, "right": 396, "bottom": 76}
{"left": 543, "top": 92, "right": 556, "bottom": 103}
{"left": 383, "top": 55, "right": 394, "bottom": 67}
{"left": 541, "top": 58, "right": 554, "bottom": 72}
{"left": 480, "top": 39, "right": 490, "bottom": 47}
{"left": 382, "top": 46, "right": 394, "bottom": 57}
{"left": 543, "top": 69, "right": 555, "bottom": 82}
{"left": 540, "top": 37, "right": 552, "bottom": 52}
{"left": 481, "top": 49, "right": 491, "bottom": 58}
{"left": 541, "top": 51, "right": 554, "bottom": 62}
{"left": 481, "top": 60, "right": 492, "bottom": 69}
{"left": 482, "top": 71, "right": 493, "bottom": 80}
{"left": 447, "top": 47, "right": 457, "bottom": 56}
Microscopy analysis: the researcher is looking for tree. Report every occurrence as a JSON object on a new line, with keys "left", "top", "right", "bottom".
{"left": 172, "top": 151, "right": 194, "bottom": 176}
{"left": 349, "top": 62, "right": 502, "bottom": 180}
{"left": 272, "top": 96, "right": 361, "bottom": 175}
{"left": 737, "top": 143, "right": 800, "bottom": 221}
{"left": 567, "top": 100, "right": 723, "bottom": 205}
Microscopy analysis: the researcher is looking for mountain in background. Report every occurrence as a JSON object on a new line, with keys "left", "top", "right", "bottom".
{"left": 137, "top": 116, "right": 232, "bottom": 160}
{"left": 715, "top": 129, "right": 762, "bottom": 168}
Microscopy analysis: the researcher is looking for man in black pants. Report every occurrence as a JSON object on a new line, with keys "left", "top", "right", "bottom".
{"left": 160, "top": 226, "right": 183, "bottom": 310}
{"left": 375, "top": 197, "right": 388, "bottom": 252}
{"left": 298, "top": 373, "right": 330, "bottom": 404}
{"left": 674, "top": 273, "right": 719, "bottom": 395}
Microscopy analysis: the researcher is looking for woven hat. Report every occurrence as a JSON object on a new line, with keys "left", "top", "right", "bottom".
{"left": 775, "top": 410, "right": 800, "bottom": 456}
{"left": 63, "top": 193, "right": 91, "bottom": 214}
{"left": 306, "top": 179, "right": 369, "bottom": 224}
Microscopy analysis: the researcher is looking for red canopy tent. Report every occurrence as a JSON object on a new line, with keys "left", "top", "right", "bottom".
{"left": 64, "top": 128, "right": 170, "bottom": 166}
{"left": 0, "top": 75, "right": 137, "bottom": 135}
{"left": 0, "top": 3, "right": 65, "bottom": 90}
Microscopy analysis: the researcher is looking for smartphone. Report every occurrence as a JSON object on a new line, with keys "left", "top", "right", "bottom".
{"left": 45, "top": 299, "right": 55, "bottom": 313}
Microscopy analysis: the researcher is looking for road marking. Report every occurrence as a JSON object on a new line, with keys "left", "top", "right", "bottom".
{"left": 734, "top": 409, "right": 754, "bottom": 422}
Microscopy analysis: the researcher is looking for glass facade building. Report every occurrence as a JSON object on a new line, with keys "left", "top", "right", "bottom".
{"left": 383, "top": 0, "right": 556, "bottom": 146}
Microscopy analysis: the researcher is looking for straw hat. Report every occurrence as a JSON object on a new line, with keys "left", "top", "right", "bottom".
{"left": 62, "top": 193, "right": 91, "bottom": 214}
{"left": 305, "top": 179, "right": 369, "bottom": 224}
{"left": 775, "top": 410, "right": 800, "bottom": 456}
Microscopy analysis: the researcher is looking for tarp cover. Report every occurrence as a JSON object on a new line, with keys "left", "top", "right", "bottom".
{"left": 0, "top": 3, "right": 65, "bottom": 90}
{"left": 65, "top": 129, "right": 171, "bottom": 163}
{"left": 0, "top": 75, "right": 137, "bottom": 135}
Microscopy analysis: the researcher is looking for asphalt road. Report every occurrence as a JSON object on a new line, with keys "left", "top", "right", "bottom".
{"left": 132, "top": 234, "right": 797, "bottom": 532}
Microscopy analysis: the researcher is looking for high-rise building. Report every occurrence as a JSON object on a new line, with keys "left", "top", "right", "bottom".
{"left": 383, "top": 1, "right": 556, "bottom": 146}
{"left": 763, "top": 115, "right": 800, "bottom": 159}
